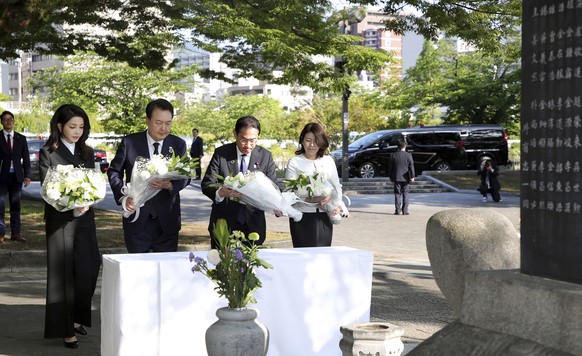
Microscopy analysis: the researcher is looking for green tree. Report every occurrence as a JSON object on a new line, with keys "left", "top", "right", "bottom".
{"left": 180, "top": 95, "right": 288, "bottom": 146}
{"left": 354, "top": 0, "right": 522, "bottom": 55}
{"left": 11, "top": 99, "right": 52, "bottom": 134}
{"left": 0, "top": 1, "right": 183, "bottom": 69}
{"left": 31, "top": 53, "right": 196, "bottom": 134}
{"left": 379, "top": 39, "right": 520, "bottom": 135}
{"left": 2, "top": 2, "right": 393, "bottom": 91}
{"left": 288, "top": 93, "right": 392, "bottom": 149}
{"left": 439, "top": 48, "right": 521, "bottom": 135}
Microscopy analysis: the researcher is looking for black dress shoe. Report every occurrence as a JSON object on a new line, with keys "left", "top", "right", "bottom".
{"left": 393, "top": 212, "right": 400, "bottom": 215}
{"left": 75, "top": 325, "right": 87, "bottom": 335}
{"left": 64, "top": 339, "right": 79, "bottom": 349}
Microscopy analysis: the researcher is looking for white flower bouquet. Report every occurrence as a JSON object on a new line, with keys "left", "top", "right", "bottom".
{"left": 217, "top": 171, "right": 303, "bottom": 222}
{"left": 284, "top": 172, "right": 349, "bottom": 224}
{"left": 121, "top": 152, "right": 198, "bottom": 221}
{"left": 41, "top": 164, "right": 107, "bottom": 212}
{"left": 284, "top": 172, "right": 334, "bottom": 203}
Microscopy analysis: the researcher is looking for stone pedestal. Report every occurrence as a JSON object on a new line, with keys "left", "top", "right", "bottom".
{"left": 409, "top": 270, "right": 582, "bottom": 355}
{"left": 339, "top": 322, "right": 404, "bottom": 356}
{"left": 461, "top": 270, "right": 582, "bottom": 355}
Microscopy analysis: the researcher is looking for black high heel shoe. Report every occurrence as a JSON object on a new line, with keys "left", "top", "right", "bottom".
{"left": 64, "top": 338, "right": 79, "bottom": 349}
{"left": 74, "top": 325, "right": 87, "bottom": 335}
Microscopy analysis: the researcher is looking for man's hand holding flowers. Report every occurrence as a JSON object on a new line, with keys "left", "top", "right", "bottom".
{"left": 121, "top": 152, "right": 198, "bottom": 220}
{"left": 214, "top": 171, "right": 302, "bottom": 221}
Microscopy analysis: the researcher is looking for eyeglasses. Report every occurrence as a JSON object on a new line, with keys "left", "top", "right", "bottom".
{"left": 2, "top": 118, "right": 14, "bottom": 122}
{"left": 239, "top": 138, "right": 258, "bottom": 145}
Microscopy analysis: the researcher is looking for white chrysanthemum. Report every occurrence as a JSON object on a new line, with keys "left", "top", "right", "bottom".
{"left": 297, "top": 186, "right": 309, "bottom": 197}
{"left": 156, "top": 163, "right": 168, "bottom": 175}
{"left": 56, "top": 164, "right": 69, "bottom": 174}
{"left": 139, "top": 170, "right": 151, "bottom": 180}
{"left": 95, "top": 182, "right": 106, "bottom": 199}
{"left": 207, "top": 249, "right": 221, "bottom": 265}
{"left": 46, "top": 186, "right": 62, "bottom": 201}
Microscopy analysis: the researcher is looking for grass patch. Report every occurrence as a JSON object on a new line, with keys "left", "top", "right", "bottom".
{"left": 0, "top": 197, "right": 290, "bottom": 252}
{"left": 429, "top": 169, "right": 520, "bottom": 192}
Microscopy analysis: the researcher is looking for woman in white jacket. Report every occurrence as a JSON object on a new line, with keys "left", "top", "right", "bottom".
{"left": 285, "top": 122, "right": 348, "bottom": 247}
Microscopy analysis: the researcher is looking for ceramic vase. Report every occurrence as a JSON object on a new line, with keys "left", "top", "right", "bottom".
{"left": 205, "top": 307, "right": 269, "bottom": 356}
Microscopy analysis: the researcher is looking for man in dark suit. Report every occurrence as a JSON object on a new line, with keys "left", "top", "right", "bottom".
{"left": 108, "top": 99, "right": 190, "bottom": 253}
{"left": 201, "top": 116, "right": 278, "bottom": 247}
{"left": 0, "top": 111, "right": 31, "bottom": 243}
{"left": 189, "top": 128, "right": 204, "bottom": 179}
{"left": 388, "top": 140, "right": 415, "bottom": 215}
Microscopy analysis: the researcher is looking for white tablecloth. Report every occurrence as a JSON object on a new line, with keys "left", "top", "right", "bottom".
{"left": 101, "top": 246, "right": 373, "bottom": 356}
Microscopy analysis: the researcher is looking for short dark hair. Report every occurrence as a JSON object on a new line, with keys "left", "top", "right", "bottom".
{"left": 397, "top": 140, "right": 407, "bottom": 150}
{"left": 146, "top": 98, "right": 174, "bottom": 119}
{"left": 234, "top": 116, "right": 261, "bottom": 135}
{"left": 1, "top": 110, "right": 14, "bottom": 120}
{"left": 295, "top": 122, "right": 329, "bottom": 158}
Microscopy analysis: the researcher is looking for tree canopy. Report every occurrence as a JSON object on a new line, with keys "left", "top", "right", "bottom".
{"left": 31, "top": 53, "right": 197, "bottom": 134}
{"left": 1, "top": 1, "right": 391, "bottom": 91}
{"left": 354, "top": 0, "right": 522, "bottom": 54}
{"left": 380, "top": 39, "right": 521, "bottom": 136}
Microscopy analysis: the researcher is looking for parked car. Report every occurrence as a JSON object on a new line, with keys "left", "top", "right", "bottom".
{"left": 27, "top": 139, "right": 46, "bottom": 181}
{"left": 28, "top": 139, "right": 109, "bottom": 181}
{"left": 331, "top": 127, "right": 467, "bottom": 178}
{"left": 94, "top": 149, "right": 110, "bottom": 173}
{"left": 450, "top": 124, "right": 509, "bottom": 169}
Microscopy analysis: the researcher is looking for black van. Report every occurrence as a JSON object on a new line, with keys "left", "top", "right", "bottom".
{"left": 331, "top": 127, "right": 466, "bottom": 178}
{"left": 424, "top": 124, "right": 509, "bottom": 169}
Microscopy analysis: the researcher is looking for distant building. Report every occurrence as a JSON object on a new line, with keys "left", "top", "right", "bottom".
{"left": 1, "top": 52, "right": 63, "bottom": 113}
{"left": 339, "top": 8, "right": 408, "bottom": 88}
{"left": 174, "top": 46, "right": 314, "bottom": 111}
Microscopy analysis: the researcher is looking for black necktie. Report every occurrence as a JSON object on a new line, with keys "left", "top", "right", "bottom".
{"left": 240, "top": 154, "right": 247, "bottom": 174}
{"left": 237, "top": 154, "right": 248, "bottom": 225}
{"left": 7, "top": 135, "right": 12, "bottom": 153}
{"left": 153, "top": 142, "right": 159, "bottom": 155}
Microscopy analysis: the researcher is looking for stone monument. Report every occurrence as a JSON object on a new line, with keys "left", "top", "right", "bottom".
{"left": 520, "top": 0, "right": 582, "bottom": 284}
{"left": 414, "top": 1, "right": 582, "bottom": 354}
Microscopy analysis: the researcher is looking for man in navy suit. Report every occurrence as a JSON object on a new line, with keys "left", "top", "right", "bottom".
{"left": 108, "top": 99, "right": 190, "bottom": 253}
{"left": 201, "top": 116, "right": 278, "bottom": 248}
{"left": 189, "top": 128, "right": 204, "bottom": 179}
{"left": 388, "top": 140, "right": 415, "bottom": 215}
{"left": 0, "top": 111, "right": 31, "bottom": 243}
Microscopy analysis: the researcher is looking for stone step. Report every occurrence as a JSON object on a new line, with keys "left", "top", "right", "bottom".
{"left": 276, "top": 176, "right": 450, "bottom": 195}
{"left": 344, "top": 187, "right": 450, "bottom": 195}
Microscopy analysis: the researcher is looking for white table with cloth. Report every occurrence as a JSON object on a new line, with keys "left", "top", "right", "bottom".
{"left": 100, "top": 246, "right": 374, "bottom": 356}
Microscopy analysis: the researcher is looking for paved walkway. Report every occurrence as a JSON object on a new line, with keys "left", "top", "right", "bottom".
{"left": 0, "top": 180, "right": 521, "bottom": 355}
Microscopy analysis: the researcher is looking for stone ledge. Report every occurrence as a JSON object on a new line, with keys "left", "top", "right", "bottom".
{"left": 461, "top": 270, "right": 582, "bottom": 355}
{"left": 409, "top": 320, "right": 571, "bottom": 356}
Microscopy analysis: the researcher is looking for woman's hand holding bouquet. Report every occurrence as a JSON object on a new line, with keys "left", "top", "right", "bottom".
{"left": 284, "top": 172, "right": 349, "bottom": 224}
{"left": 41, "top": 164, "right": 107, "bottom": 216}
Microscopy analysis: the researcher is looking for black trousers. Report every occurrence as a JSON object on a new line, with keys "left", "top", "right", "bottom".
{"left": 289, "top": 211, "right": 333, "bottom": 248}
{"left": 44, "top": 212, "right": 100, "bottom": 339}
{"left": 393, "top": 181, "right": 411, "bottom": 214}
{"left": 123, "top": 215, "right": 179, "bottom": 253}
{"left": 0, "top": 173, "right": 23, "bottom": 236}
{"left": 481, "top": 188, "right": 501, "bottom": 202}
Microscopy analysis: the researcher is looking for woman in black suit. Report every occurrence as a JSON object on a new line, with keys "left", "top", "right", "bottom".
{"left": 40, "top": 104, "right": 101, "bottom": 349}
